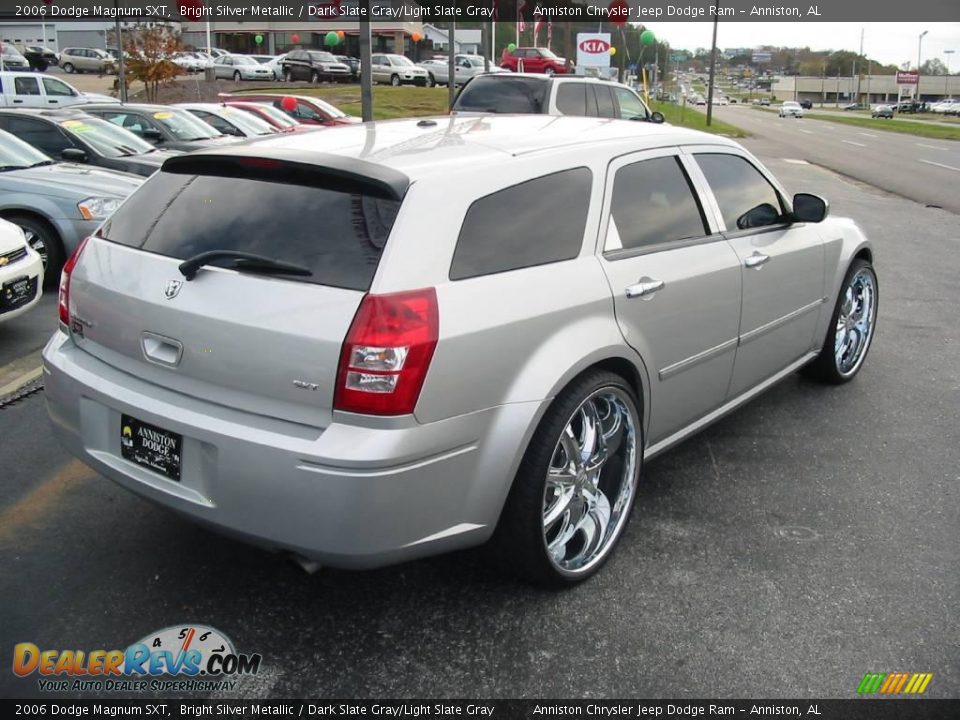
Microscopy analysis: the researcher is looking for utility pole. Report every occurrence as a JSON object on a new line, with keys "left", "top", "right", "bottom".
{"left": 945, "top": 50, "right": 955, "bottom": 98}
{"left": 448, "top": 21, "right": 456, "bottom": 110}
{"left": 359, "top": 0, "right": 373, "bottom": 122}
{"left": 705, "top": 16, "right": 719, "bottom": 126}
{"left": 917, "top": 30, "right": 928, "bottom": 103}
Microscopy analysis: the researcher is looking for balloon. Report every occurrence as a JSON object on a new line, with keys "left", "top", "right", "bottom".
{"left": 291, "top": 34, "right": 300, "bottom": 44}
{"left": 254, "top": 34, "right": 263, "bottom": 46}
{"left": 337, "top": 31, "right": 345, "bottom": 40}
{"left": 324, "top": 31, "right": 339, "bottom": 47}
{"left": 641, "top": 30, "right": 656, "bottom": 46}
{"left": 608, "top": 0, "right": 629, "bottom": 27}
{"left": 507, "top": 43, "right": 517, "bottom": 52}
{"left": 280, "top": 96, "right": 297, "bottom": 112}
{"left": 609, "top": 47, "right": 617, "bottom": 56}
{"left": 411, "top": 32, "right": 422, "bottom": 43}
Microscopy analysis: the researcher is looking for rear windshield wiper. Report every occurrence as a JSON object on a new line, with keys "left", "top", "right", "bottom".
{"left": 179, "top": 250, "right": 312, "bottom": 281}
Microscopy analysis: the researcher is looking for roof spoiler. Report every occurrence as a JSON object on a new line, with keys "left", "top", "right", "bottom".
{"left": 162, "top": 149, "right": 410, "bottom": 201}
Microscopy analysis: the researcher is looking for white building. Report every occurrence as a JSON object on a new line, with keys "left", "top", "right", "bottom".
{"left": 773, "top": 74, "right": 960, "bottom": 104}
{"left": 421, "top": 24, "right": 482, "bottom": 55}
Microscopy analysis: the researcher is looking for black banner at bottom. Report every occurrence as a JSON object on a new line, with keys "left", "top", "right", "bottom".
{"left": 1, "top": 700, "right": 958, "bottom": 720}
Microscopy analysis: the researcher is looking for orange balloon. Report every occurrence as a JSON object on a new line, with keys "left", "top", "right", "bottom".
{"left": 411, "top": 32, "right": 422, "bottom": 43}
{"left": 337, "top": 31, "right": 345, "bottom": 40}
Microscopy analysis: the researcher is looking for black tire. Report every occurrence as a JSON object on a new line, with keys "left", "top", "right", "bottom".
{"left": 490, "top": 370, "right": 643, "bottom": 586}
{"left": 6, "top": 214, "right": 65, "bottom": 287}
{"left": 426, "top": 73, "right": 435, "bottom": 88}
{"left": 390, "top": 74, "right": 401, "bottom": 87}
{"left": 283, "top": 68, "right": 292, "bottom": 82}
{"left": 544, "top": 67, "right": 555, "bottom": 77}
{"left": 802, "top": 258, "right": 878, "bottom": 384}
{"left": 62, "top": 62, "right": 74, "bottom": 74}
{"left": 311, "top": 70, "right": 320, "bottom": 84}
{"left": 233, "top": 70, "right": 241, "bottom": 82}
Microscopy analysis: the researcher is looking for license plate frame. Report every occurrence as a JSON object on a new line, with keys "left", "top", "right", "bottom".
{"left": 120, "top": 414, "right": 183, "bottom": 481}
{"left": 0, "top": 275, "right": 37, "bottom": 314}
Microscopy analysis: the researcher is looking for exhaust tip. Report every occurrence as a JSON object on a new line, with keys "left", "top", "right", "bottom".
{"left": 289, "top": 554, "right": 322, "bottom": 575}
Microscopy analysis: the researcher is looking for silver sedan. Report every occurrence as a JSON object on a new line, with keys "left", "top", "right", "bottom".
{"left": 212, "top": 54, "right": 276, "bottom": 81}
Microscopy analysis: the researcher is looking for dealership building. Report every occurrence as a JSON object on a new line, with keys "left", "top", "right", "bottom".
{"left": 773, "top": 74, "right": 960, "bottom": 104}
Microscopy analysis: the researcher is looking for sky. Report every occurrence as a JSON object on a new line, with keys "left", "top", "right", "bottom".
{"left": 648, "top": 22, "right": 960, "bottom": 69}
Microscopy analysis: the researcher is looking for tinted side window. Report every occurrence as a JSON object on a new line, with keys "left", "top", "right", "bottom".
{"left": 454, "top": 77, "right": 548, "bottom": 113}
{"left": 5, "top": 117, "right": 73, "bottom": 156}
{"left": 14, "top": 77, "right": 40, "bottom": 95}
{"left": 556, "top": 83, "right": 587, "bottom": 116}
{"left": 100, "top": 171, "right": 401, "bottom": 292}
{"left": 612, "top": 87, "right": 648, "bottom": 120}
{"left": 595, "top": 85, "right": 617, "bottom": 118}
{"left": 696, "top": 153, "right": 784, "bottom": 231}
{"left": 450, "top": 168, "right": 592, "bottom": 280}
{"left": 608, "top": 156, "right": 707, "bottom": 252}
{"left": 42, "top": 77, "right": 74, "bottom": 96}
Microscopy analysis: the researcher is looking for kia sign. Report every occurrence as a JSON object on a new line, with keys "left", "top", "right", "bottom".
{"left": 577, "top": 33, "right": 612, "bottom": 69}
{"left": 896, "top": 70, "right": 919, "bottom": 85}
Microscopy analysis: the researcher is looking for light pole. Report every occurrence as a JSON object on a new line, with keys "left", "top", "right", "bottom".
{"left": 946, "top": 50, "right": 955, "bottom": 98}
{"left": 917, "top": 30, "right": 928, "bottom": 103}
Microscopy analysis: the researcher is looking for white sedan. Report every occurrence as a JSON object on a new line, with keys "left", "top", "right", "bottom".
{"left": 779, "top": 101, "right": 804, "bottom": 118}
{"left": 213, "top": 54, "right": 276, "bottom": 81}
{"left": 0, "top": 218, "right": 43, "bottom": 324}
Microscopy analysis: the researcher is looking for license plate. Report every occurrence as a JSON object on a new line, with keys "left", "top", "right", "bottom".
{"left": 120, "top": 415, "right": 182, "bottom": 481}
{"left": 0, "top": 275, "right": 37, "bottom": 314}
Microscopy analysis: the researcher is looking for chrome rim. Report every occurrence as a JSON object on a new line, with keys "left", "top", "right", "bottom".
{"left": 542, "top": 387, "right": 639, "bottom": 575}
{"left": 834, "top": 268, "right": 876, "bottom": 376}
{"left": 20, "top": 227, "right": 47, "bottom": 270}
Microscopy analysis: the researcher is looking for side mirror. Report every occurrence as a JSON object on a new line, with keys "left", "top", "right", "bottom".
{"left": 791, "top": 193, "right": 828, "bottom": 223}
{"left": 61, "top": 148, "right": 87, "bottom": 162}
{"left": 141, "top": 127, "right": 163, "bottom": 142}
{"left": 737, "top": 202, "right": 781, "bottom": 230}
{"left": 649, "top": 111, "right": 665, "bottom": 124}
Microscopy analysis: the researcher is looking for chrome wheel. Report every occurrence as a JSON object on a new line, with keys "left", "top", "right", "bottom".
{"left": 834, "top": 268, "right": 876, "bottom": 377}
{"left": 20, "top": 226, "right": 47, "bottom": 270}
{"left": 542, "top": 387, "right": 639, "bottom": 575}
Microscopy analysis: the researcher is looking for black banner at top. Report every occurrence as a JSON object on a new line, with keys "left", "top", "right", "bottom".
{"left": 0, "top": 0, "right": 958, "bottom": 23}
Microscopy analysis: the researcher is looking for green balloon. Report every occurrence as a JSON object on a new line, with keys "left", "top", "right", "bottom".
{"left": 254, "top": 34, "right": 263, "bottom": 45}
{"left": 325, "top": 31, "right": 339, "bottom": 47}
{"left": 641, "top": 30, "right": 656, "bottom": 46}
{"left": 507, "top": 43, "right": 517, "bottom": 52}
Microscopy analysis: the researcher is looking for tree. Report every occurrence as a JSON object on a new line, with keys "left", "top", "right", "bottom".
{"left": 920, "top": 58, "right": 948, "bottom": 76}
{"left": 121, "top": 24, "right": 184, "bottom": 103}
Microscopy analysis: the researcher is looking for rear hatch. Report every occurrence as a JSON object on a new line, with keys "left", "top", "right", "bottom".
{"left": 68, "top": 152, "right": 407, "bottom": 429}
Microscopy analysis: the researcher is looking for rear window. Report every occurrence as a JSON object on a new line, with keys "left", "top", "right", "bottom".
{"left": 450, "top": 168, "right": 592, "bottom": 280}
{"left": 100, "top": 171, "right": 400, "bottom": 291}
{"left": 453, "top": 76, "right": 548, "bottom": 114}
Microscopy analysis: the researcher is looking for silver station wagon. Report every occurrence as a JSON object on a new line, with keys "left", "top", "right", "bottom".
{"left": 43, "top": 116, "right": 877, "bottom": 584}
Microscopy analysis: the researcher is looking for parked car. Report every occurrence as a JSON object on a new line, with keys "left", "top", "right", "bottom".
{"left": 249, "top": 54, "right": 285, "bottom": 80}
{"left": 218, "top": 100, "right": 315, "bottom": 133}
{"left": 500, "top": 47, "right": 568, "bottom": 75}
{"left": 176, "top": 103, "right": 278, "bottom": 138}
{"left": 21, "top": 46, "right": 58, "bottom": 68}
{"left": 79, "top": 104, "right": 240, "bottom": 152}
{"left": 171, "top": 52, "right": 212, "bottom": 73}
{"left": 0, "top": 109, "right": 179, "bottom": 177}
{"left": 58, "top": 48, "right": 115, "bottom": 75}
{"left": 453, "top": 74, "right": 664, "bottom": 124}
{"left": 842, "top": 103, "right": 867, "bottom": 111}
{"left": 0, "top": 45, "right": 30, "bottom": 71}
{"left": 0, "top": 217, "right": 43, "bottom": 322}
{"left": 369, "top": 53, "right": 429, "bottom": 86}
{"left": 0, "top": 72, "right": 112, "bottom": 109}
{"left": 759, "top": 98, "right": 771, "bottom": 106}
{"left": 334, "top": 55, "right": 360, "bottom": 81}
{"left": 779, "top": 101, "right": 804, "bottom": 118}
{"left": 280, "top": 49, "right": 350, "bottom": 83}
{"left": 799, "top": 99, "right": 813, "bottom": 109}
{"left": 419, "top": 55, "right": 506, "bottom": 88}
{"left": 212, "top": 54, "right": 275, "bottom": 81}
{"left": 219, "top": 93, "right": 359, "bottom": 126}
{"left": 199, "top": 47, "right": 230, "bottom": 59}
{"left": 871, "top": 104, "right": 894, "bottom": 119}
{"left": 41, "top": 115, "right": 877, "bottom": 584}
{"left": 0, "top": 128, "right": 141, "bottom": 280}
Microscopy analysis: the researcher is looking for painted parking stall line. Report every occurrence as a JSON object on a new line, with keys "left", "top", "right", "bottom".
{"left": 918, "top": 159, "right": 960, "bottom": 173}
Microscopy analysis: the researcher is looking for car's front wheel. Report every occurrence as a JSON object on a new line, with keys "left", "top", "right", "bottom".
{"left": 283, "top": 68, "right": 292, "bottom": 82}
{"left": 62, "top": 62, "right": 74, "bottom": 73}
{"left": 426, "top": 73, "right": 435, "bottom": 87}
{"left": 492, "top": 370, "right": 642, "bottom": 585}
{"left": 804, "top": 258, "right": 878, "bottom": 384}
{"left": 390, "top": 74, "right": 401, "bottom": 86}
{"left": 311, "top": 70, "right": 319, "bottom": 83}
{"left": 7, "top": 214, "right": 65, "bottom": 287}
{"left": 544, "top": 67, "right": 555, "bottom": 77}
{"left": 233, "top": 70, "right": 241, "bottom": 81}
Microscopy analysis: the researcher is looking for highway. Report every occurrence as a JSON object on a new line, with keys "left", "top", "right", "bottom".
{"left": 710, "top": 105, "right": 960, "bottom": 214}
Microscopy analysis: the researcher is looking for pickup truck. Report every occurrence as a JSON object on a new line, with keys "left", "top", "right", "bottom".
{"left": 0, "top": 72, "right": 112, "bottom": 108}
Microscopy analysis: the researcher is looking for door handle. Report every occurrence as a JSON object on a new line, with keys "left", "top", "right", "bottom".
{"left": 744, "top": 252, "right": 770, "bottom": 269}
{"left": 625, "top": 277, "right": 665, "bottom": 299}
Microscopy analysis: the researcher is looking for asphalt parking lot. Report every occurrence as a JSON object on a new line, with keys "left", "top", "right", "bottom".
{"left": 1, "top": 150, "right": 957, "bottom": 699}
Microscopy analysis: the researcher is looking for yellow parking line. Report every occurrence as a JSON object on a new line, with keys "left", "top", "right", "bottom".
{"left": 0, "top": 459, "right": 96, "bottom": 545}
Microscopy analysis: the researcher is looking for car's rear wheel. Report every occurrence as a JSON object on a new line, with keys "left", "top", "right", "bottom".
{"left": 492, "top": 370, "right": 642, "bottom": 585}
{"left": 426, "top": 73, "right": 435, "bottom": 87}
{"left": 803, "top": 258, "right": 878, "bottom": 384}
{"left": 7, "top": 214, "right": 65, "bottom": 287}
{"left": 62, "top": 62, "right": 74, "bottom": 73}
{"left": 544, "top": 67, "right": 555, "bottom": 77}
{"left": 283, "top": 68, "right": 292, "bottom": 82}
{"left": 390, "top": 74, "right": 401, "bottom": 87}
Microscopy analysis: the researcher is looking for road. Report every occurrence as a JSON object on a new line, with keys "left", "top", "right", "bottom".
{"left": 710, "top": 105, "right": 960, "bottom": 214}
{"left": 1, "top": 159, "right": 958, "bottom": 699}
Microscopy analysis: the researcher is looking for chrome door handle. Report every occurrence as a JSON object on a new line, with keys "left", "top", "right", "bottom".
{"left": 625, "top": 277, "right": 665, "bottom": 298}
{"left": 744, "top": 252, "right": 770, "bottom": 269}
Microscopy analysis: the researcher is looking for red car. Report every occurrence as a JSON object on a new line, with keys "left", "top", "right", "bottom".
{"left": 218, "top": 93, "right": 359, "bottom": 127}
{"left": 221, "top": 100, "right": 315, "bottom": 133}
{"left": 500, "top": 47, "right": 568, "bottom": 75}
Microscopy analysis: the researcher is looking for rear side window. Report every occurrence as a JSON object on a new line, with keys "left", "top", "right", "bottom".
{"left": 450, "top": 168, "right": 592, "bottom": 280}
{"left": 454, "top": 76, "right": 548, "bottom": 114}
{"left": 608, "top": 156, "right": 707, "bottom": 253}
{"left": 100, "top": 171, "right": 400, "bottom": 291}
{"left": 556, "top": 83, "right": 588, "bottom": 116}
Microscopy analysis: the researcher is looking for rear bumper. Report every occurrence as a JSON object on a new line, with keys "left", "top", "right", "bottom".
{"left": 42, "top": 332, "right": 542, "bottom": 569}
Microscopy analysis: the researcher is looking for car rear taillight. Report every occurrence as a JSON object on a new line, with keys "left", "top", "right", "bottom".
{"left": 334, "top": 288, "right": 439, "bottom": 416}
{"left": 58, "top": 236, "right": 90, "bottom": 328}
